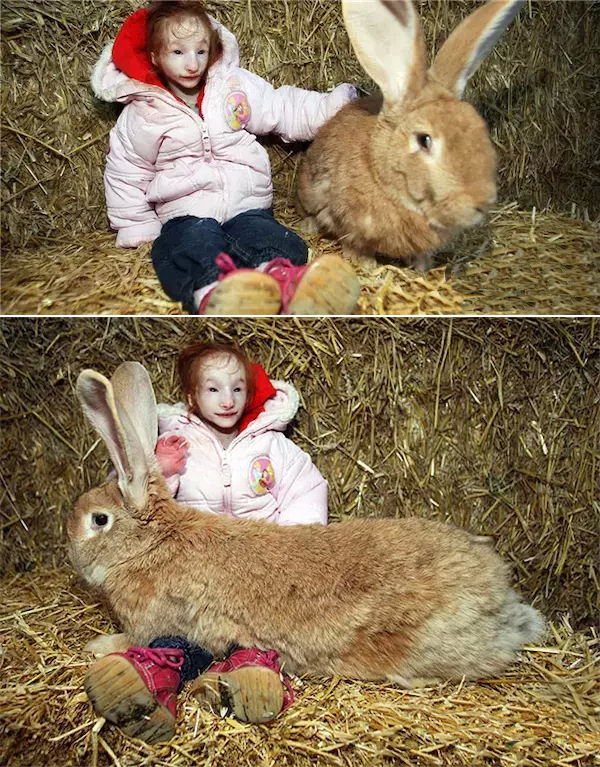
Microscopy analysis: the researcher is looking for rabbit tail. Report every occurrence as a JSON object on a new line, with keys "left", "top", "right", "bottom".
{"left": 497, "top": 590, "right": 546, "bottom": 650}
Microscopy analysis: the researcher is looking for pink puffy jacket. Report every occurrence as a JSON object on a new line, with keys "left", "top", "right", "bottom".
{"left": 90, "top": 11, "right": 356, "bottom": 247}
{"left": 157, "top": 380, "right": 327, "bottom": 526}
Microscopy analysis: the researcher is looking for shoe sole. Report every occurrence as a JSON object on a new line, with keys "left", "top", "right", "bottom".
{"left": 203, "top": 272, "right": 281, "bottom": 315}
{"left": 190, "top": 666, "right": 284, "bottom": 723}
{"left": 84, "top": 655, "right": 175, "bottom": 745}
{"left": 287, "top": 254, "right": 361, "bottom": 315}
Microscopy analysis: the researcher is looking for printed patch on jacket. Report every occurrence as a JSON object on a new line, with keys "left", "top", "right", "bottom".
{"left": 225, "top": 91, "right": 251, "bottom": 130}
{"left": 249, "top": 456, "right": 275, "bottom": 495}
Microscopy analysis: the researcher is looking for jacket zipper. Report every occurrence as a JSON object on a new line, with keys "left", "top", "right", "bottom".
{"left": 183, "top": 419, "right": 256, "bottom": 516}
{"left": 181, "top": 82, "right": 228, "bottom": 221}
{"left": 221, "top": 430, "right": 254, "bottom": 516}
{"left": 221, "top": 454, "right": 232, "bottom": 516}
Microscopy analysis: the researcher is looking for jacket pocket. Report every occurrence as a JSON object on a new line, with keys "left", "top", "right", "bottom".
{"left": 147, "top": 163, "right": 219, "bottom": 204}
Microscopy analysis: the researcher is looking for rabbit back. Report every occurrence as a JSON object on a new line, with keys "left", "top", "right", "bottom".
{"left": 73, "top": 495, "right": 543, "bottom": 684}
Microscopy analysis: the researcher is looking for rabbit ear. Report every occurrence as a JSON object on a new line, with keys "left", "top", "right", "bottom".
{"left": 342, "top": 0, "right": 427, "bottom": 105}
{"left": 76, "top": 363, "right": 157, "bottom": 511}
{"left": 110, "top": 362, "right": 158, "bottom": 464}
{"left": 430, "top": 0, "right": 525, "bottom": 98}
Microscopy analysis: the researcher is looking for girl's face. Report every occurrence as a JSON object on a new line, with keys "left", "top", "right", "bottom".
{"left": 151, "top": 17, "right": 210, "bottom": 99}
{"left": 189, "top": 354, "right": 248, "bottom": 438}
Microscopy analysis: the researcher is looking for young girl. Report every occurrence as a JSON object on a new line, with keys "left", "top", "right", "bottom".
{"left": 91, "top": 1, "right": 361, "bottom": 315}
{"left": 84, "top": 342, "right": 328, "bottom": 744}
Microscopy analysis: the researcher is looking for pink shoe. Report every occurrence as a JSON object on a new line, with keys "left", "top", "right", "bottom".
{"left": 197, "top": 252, "right": 361, "bottom": 316}
{"left": 198, "top": 253, "right": 282, "bottom": 315}
{"left": 262, "top": 254, "right": 360, "bottom": 315}
{"left": 84, "top": 647, "right": 184, "bottom": 744}
{"left": 189, "top": 647, "right": 294, "bottom": 723}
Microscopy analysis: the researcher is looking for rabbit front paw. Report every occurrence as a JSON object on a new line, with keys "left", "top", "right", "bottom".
{"left": 84, "top": 633, "right": 131, "bottom": 657}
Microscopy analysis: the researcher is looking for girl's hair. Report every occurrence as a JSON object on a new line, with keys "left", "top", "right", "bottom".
{"left": 178, "top": 343, "right": 256, "bottom": 416}
{"left": 146, "top": 1, "right": 223, "bottom": 70}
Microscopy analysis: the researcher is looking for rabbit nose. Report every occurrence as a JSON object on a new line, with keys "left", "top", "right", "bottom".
{"left": 484, "top": 189, "right": 498, "bottom": 207}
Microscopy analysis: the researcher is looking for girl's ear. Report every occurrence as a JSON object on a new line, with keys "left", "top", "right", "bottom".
{"left": 342, "top": 0, "right": 427, "bottom": 106}
{"left": 150, "top": 51, "right": 157, "bottom": 67}
{"left": 430, "top": 0, "right": 525, "bottom": 98}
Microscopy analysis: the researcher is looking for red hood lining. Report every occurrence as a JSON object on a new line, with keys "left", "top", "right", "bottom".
{"left": 237, "top": 363, "right": 278, "bottom": 433}
{"left": 112, "top": 8, "right": 164, "bottom": 89}
{"left": 111, "top": 7, "right": 206, "bottom": 110}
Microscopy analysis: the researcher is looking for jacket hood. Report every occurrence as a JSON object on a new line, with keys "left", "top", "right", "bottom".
{"left": 157, "top": 366, "right": 300, "bottom": 437}
{"left": 91, "top": 7, "right": 239, "bottom": 103}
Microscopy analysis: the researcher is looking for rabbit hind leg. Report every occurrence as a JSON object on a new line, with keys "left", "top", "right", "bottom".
{"left": 330, "top": 630, "right": 414, "bottom": 681}
{"left": 342, "top": 242, "right": 378, "bottom": 271}
{"left": 299, "top": 216, "right": 321, "bottom": 237}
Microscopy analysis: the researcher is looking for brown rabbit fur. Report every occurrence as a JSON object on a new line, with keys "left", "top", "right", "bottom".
{"left": 69, "top": 363, "right": 545, "bottom": 688}
{"left": 297, "top": 0, "right": 526, "bottom": 270}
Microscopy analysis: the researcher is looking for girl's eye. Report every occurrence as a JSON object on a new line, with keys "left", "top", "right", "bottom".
{"left": 208, "top": 387, "right": 218, "bottom": 392}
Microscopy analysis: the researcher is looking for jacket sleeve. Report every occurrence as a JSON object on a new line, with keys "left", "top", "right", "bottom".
{"left": 104, "top": 104, "right": 162, "bottom": 248}
{"left": 272, "top": 435, "right": 328, "bottom": 526}
{"left": 241, "top": 70, "right": 357, "bottom": 143}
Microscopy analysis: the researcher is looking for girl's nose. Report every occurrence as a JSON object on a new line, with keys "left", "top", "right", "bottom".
{"left": 185, "top": 56, "right": 199, "bottom": 73}
{"left": 220, "top": 393, "right": 234, "bottom": 409}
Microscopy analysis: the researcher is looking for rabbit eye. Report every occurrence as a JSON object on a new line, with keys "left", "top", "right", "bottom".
{"left": 93, "top": 513, "right": 109, "bottom": 527}
{"left": 417, "top": 133, "right": 432, "bottom": 152}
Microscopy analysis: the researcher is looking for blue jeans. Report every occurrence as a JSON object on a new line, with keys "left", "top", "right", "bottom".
{"left": 151, "top": 209, "right": 308, "bottom": 313}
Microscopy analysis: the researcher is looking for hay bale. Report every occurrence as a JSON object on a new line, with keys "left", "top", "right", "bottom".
{"left": 0, "top": 316, "right": 598, "bottom": 629}
{"left": 1, "top": 0, "right": 598, "bottom": 254}
{"left": 0, "top": 567, "right": 598, "bottom": 767}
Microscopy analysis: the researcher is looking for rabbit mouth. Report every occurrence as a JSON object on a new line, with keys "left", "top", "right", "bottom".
{"left": 461, "top": 205, "right": 490, "bottom": 228}
{"left": 429, "top": 201, "right": 489, "bottom": 232}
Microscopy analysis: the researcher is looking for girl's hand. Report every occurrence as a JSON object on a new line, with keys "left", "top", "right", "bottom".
{"left": 155, "top": 434, "right": 189, "bottom": 477}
